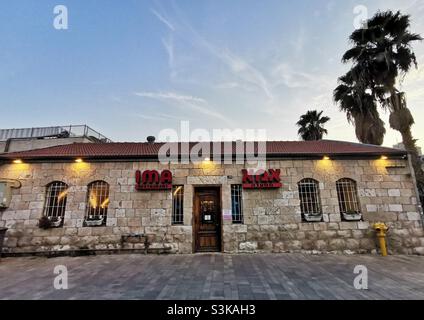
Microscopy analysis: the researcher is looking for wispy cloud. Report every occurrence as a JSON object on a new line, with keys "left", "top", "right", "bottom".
{"left": 272, "top": 63, "right": 335, "bottom": 90}
{"left": 217, "top": 49, "right": 274, "bottom": 99}
{"left": 135, "top": 91, "right": 206, "bottom": 103}
{"left": 151, "top": 9, "right": 175, "bottom": 31}
{"left": 151, "top": 5, "right": 277, "bottom": 100}
{"left": 135, "top": 113, "right": 183, "bottom": 121}
{"left": 134, "top": 91, "right": 234, "bottom": 125}
{"left": 151, "top": 8, "right": 178, "bottom": 79}
{"left": 214, "top": 82, "right": 243, "bottom": 90}
{"left": 161, "top": 35, "right": 176, "bottom": 77}
{"left": 164, "top": 4, "right": 274, "bottom": 99}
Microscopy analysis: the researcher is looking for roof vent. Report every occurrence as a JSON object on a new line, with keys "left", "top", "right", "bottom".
{"left": 147, "top": 136, "right": 156, "bottom": 144}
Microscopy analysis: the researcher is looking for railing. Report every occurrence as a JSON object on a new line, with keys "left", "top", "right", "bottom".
{"left": 0, "top": 125, "right": 112, "bottom": 142}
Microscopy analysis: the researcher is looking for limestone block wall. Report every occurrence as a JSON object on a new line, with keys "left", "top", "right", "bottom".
{"left": 0, "top": 161, "right": 193, "bottom": 254}
{"left": 0, "top": 157, "right": 423, "bottom": 255}
{"left": 222, "top": 159, "right": 424, "bottom": 255}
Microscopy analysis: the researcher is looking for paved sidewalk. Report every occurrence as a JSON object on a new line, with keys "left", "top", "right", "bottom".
{"left": 0, "top": 253, "right": 423, "bottom": 300}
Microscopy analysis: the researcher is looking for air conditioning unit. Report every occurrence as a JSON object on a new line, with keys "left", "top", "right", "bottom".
{"left": 0, "top": 180, "right": 21, "bottom": 209}
{"left": 0, "top": 182, "right": 11, "bottom": 208}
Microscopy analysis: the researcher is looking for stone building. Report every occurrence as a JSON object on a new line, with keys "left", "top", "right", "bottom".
{"left": 0, "top": 140, "right": 423, "bottom": 255}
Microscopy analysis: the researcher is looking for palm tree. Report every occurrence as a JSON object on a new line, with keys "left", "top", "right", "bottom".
{"left": 334, "top": 73, "right": 386, "bottom": 145}
{"left": 336, "top": 10, "right": 423, "bottom": 182}
{"left": 297, "top": 110, "right": 330, "bottom": 141}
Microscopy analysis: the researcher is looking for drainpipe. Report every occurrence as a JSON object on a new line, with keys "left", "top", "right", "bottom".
{"left": 407, "top": 154, "right": 424, "bottom": 228}
{"left": 4, "top": 138, "right": 12, "bottom": 152}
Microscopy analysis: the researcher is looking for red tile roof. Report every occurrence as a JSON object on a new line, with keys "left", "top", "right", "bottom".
{"left": 0, "top": 140, "right": 405, "bottom": 161}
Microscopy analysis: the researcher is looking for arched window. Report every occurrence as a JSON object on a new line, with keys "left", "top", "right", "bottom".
{"left": 298, "top": 179, "right": 322, "bottom": 218}
{"left": 85, "top": 181, "right": 109, "bottom": 225}
{"left": 336, "top": 178, "right": 361, "bottom": 215}
{"left": 44, "top": 181, "right": 68, "bottom": 222}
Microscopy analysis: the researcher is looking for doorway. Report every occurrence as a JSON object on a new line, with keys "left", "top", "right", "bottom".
{"left": 193, "top": 187, "right": 222, "bottom": 252}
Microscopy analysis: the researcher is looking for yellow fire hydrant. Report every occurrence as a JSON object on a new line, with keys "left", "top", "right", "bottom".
{"left": 373, "top": 222, "right": 389, "bottom": 257}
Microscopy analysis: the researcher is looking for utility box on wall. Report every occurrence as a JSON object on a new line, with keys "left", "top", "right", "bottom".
{"left": 0, "top": 180, "right": 21, "bottom": 209}
{"left": 0, "top": 182, "right": 12, "bottom": 209}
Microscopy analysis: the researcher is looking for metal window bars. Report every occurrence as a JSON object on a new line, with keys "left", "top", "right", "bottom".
{"left": 298, "top": 179, "right": 322, "bottom": 216}
{"left": 231, "top": 185, "right": 244, "bottom": 224}
{"left": 336, "top": 178, "right": 361, "bottom": 214}
{"left": 86, "top": 181, "right": 109, "bottom": 223}
{"left": 172, "top": 186, "right": 184, "bottom": 225}
{"left": 44, "top": 182, "right": 68, "bottom": 220}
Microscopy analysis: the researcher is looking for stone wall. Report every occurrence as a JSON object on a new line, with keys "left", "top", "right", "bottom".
{"left": 0, "top": 158, "right": 423, "bottom": 255}
{"left": 0, "top": 137, "right": 92, "bottom": 153}
{"left": 223, "top": 160, "right": 424, "bottom": 255}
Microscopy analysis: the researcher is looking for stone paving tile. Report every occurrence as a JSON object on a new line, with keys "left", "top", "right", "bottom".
{"left": 0, "top": 253, "right": 424, "bottom": 300}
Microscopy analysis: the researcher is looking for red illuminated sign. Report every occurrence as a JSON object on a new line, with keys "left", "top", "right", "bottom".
{"left": 242, "top": 169, "right": 282, "bottom": 189}
{"left": 135, "top": 170, "right": 172, "bottom": 190}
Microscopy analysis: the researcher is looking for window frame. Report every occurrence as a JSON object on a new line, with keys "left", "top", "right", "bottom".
{"left": 297, "top": 178, "right": 323, "bottom": 219}
{"left": 336, "top": 178, "right": 361, "bottom": 216}
{"left": 231, "top": 184, "right": 244, "bottom": 224}
{"left": 85, "top": 180, "right": 110, "bottom": 225}
{"left": 172, "top": 185, "right": 184, "bottom": 225}
{"left": 43, "top": 181, "right": 69, "bottom": 224}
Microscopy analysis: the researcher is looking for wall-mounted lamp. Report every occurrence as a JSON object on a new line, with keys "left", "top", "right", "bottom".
{"left": 323, "top": 156, "right": 331, "bottom": 160}
{"left": 75, "top": 158, "right": 84, "bottom": 163}
{"left": 381, "top": 156, "right": 388, "bottom": 160}
{"left": 13, "top": 159, "right": 23, "bottom": 164}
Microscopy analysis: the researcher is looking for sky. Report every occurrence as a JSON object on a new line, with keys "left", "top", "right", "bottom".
{"left": 1, "top": 0, "right": 424, "bottom": 148}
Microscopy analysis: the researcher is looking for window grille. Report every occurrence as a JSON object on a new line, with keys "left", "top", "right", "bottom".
{"left": 231, "top": 185, "right": 244, "bottom": 224}
{"left": 298, "top": 178, "right": 322, "bottom": 216}
{"left": 336, "top": 178, "right": 361, "bottom": 214}
{"left": 44, "top": 181, "right": 68, "bottom": 220}
{"left": 86, "top": 181, "right": 109, "bottom": 223}
{"left": 172, "top": 185, "right": 184, "bottom": 225}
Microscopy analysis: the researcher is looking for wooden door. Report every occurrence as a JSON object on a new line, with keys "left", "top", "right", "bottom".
{"left": 194, "top": 188, "right": 221, "bottom": 252}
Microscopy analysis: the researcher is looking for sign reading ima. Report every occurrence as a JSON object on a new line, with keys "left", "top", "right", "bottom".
{"left": 242, "top": 169, "right": 282, "bottom": 189}
{"left": 135, "top": 170, "right": 172, "bottom": 190}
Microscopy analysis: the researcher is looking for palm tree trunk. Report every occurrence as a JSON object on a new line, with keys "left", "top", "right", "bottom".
{"left": 400, "top": 127, "right": 424, "bottom": 181}
{"left": 387, "top": 88, "right": 424, "bottom": 196}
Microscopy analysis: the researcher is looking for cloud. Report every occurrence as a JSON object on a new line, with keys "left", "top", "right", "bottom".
{"left": 166, "top": 4, "right": 274, "bottom": 99}
{"left": 217, "top": 49, "right": 274, "bottom": 99}
{"left": 134, "top": 91, "right": 234, "bottom": 125}
{"left": 135, "top": 113, "right": 183, "bottom": 121}
{"left": 151, "top": 8, "right": 178, "bottom": 78}
{"left": 151, "top": 5, "right": 276, "bottom": 100}
{"left": 214, "top": 82, "right": 243, "bottom": 90}
{"left": 134, "top": 91, "right": 206, "bottom": 104}
{"left": 161, "top": 35, "right": 176, "bottom": 78}
{"left": 271, "top": 63, "right": 335, "bottom": 91}
{"left": 151, "top": 9, "right": 175, "bottom": 31}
